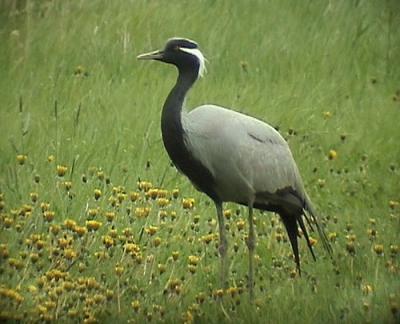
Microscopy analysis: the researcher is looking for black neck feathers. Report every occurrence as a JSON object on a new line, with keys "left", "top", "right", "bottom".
{"left": 160, "top": 67, "right": 219, "bottom": 202}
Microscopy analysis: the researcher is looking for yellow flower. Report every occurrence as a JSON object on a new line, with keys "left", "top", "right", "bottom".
{"left": 131, "top": 299, "right": 140, "bottom": 312}
{"left": 188, "top": 255, "right": 200, "bottom": 266}
{"left": 157, "top": 198, "right": 169, "bottom": 207}
{"left": 227, "top": 287, "right": 238, "bottom": 297}
{"left": 223, "top": 209, "right": 232, "bottom": 219}
{"left": 346, "top": 234, "right": 357, "bottom": 242}
{"left": 147, "top": 188, "right": 159, "bottom": 199}
{"left": 43, "top": 210, "right": 55, "bottom": 222}
{"left": 362, "top": 284, "right": 373, "bottom": 295}
{"left": 158, "top": 263, "right": 166, "bottom": 274}
{"left": 117, "top": 193, "right": 126, "bottom": 203}
{"left": 47, "top": 155, "right": 55, "bottom": 162}
{"left": 170, "top": 211, "right": 177, "bottom": 220}
{"left": 135, "top": 207, "right": 151, "bottom": 218}
{"left": 56, "top": 165, "right": 68, "bottom": 177}
{"left": 172, "top": 251, "right": 180, "bottom": 261}
{"left": 138, "top": 181, "right": 153, "bottom": 192}
{"left": 63, "top": 181, "right": 72, "bottom": 191}
{"left": 86, "top": 277, "right": 100, "bottom": 289}
{"left": 157, "top": 189, "right": 168, "bottom": 198}
{"left": 188, "top": 264, "right": 197, "bottom": 274}
{"left": 64, "top": 248, "right": 77, "bottom": 260}
{"left": 36, "top": 239, "right": 46, "bottom": 250}
{"left": 74, "top": 225, "right": 88, "bottom": 237}
{"left": 97, "top": 170, "right": 105, "bottom": 180}
{"left": 63, "top": 281, "right": 74, "bottom": 291}
{"left": 124, "top": 243, "right": 141, "bottom": 254}
{"left": 74, "top": 65, "right": 85, "bottom": 75}
{"left": 346, "top": 241, "right": 356, "bottom": 254}
{"left": 195, "top": 292, "right": 206, "bottom": 304}
{"left": 94, "top": 189, "right": 102, "bottom": 200}
{"left": 88, "top": 208, "right": 99, "bottom": 218}
{"left": 172, "top": 188, "right": 179, "bottom": 199}
{"left": 200, "top": 234, "right": 215, "bottom": 244}
{"left": 40, "top": 202, "right": 50, "bottom": 212}
{"left": 30, "top": 192, "right": 39, "bottom": 203}
{"left": 115, "top": 264, "right": 124, "bottom": 276}
{"left": 0, "top": 244, "right": 9, "bottom": 258}
{"left": 373, "top": 244, "right": 384, "bottom": 256}
{"left": 123, "top": 228, "right": 133, "bottom": 237}
{"left": 16, "top": 154, "right": 27, "bottom": 165}
{"left": 27, "top": 285, "right": 38, "bottom": 294}
{"left": 145, "top": 225, "right": 158, "bottom": 236}
{"left": 64, "top": 219, "right": 77, "bottom": 230}
{"left": 328, "top": 149, "right": 337, "bottom": 160}
{"left": 8, "top": 258, "right": 24, "bottom": 270}
{"left": 289, "top": 268, "right": 298, "bottom": 278}
{"left": 390, "top": 244, "right": 399, "bottom": 256}
{"left": 389, "top": 200, "right": 399, "bottom": 209}
{"left": 30, "top": 253, "right": 39, "bottom": 263}
{"left": 328, "top": 232, "right": 337, "bottom": 242}
{"left": 323, "top": 111, "right": 332, "bottom": 119}
{"left": 309, "top": 237, "right": 318, "bottom": 246}
{"left": 105, "top": 211, "right": 116, "bottom": 222}
{"left": 3, "top": 217, "right": 13, "bottom": 228}
{"left": 213, "top": 289, "right": 224, "bottom": 298}
{"left": 367, "top": 228, "right": 377, "bottom": 239}
{"left": 159, "top": 210, "right": 168, "bottom": 220}
{"left": 236, "top": 219, "right": 245, "bottom": 231}
{"left": 129, "top": 191, "right": 140, "bottom": 202}
{"left": 153, "top": 237, "right": 161, "bottom": 247}
{"left": 317, "top": 178, "right": 326, "bottom": 188}
{"left": 105, "top": 289, "right": 114, "bottom": 300}
{"left": 45, "top": 269, "right": 67, "bottom": 281}
{"left": 86, "top": 220, "right": 102, "bottom": 231}
{"left": 103, "top": 235, "right": 115, "bottom": 248}
{"left": 182, "top": 198, "right": 195, "bottom": 209}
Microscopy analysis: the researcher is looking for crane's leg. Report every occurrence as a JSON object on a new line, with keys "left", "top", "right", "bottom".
{"left": 216, "top": 202, "right": 228, "bottom": 289}
{"left": 246, "top": 205, "right": 255, "bottom": 301}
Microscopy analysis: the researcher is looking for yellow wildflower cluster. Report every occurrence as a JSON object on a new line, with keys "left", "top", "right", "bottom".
{"left": 0, "top": 287, "right": 24, "bottom": 303}
{"left": 0, "top": 152, "right": 398, "bottom": 323}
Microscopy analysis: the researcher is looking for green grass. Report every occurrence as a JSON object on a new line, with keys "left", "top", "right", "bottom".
{"left": 0, "top": 0, "right": 399, "bottom": 323}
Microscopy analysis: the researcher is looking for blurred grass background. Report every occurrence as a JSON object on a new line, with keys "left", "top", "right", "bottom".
{"left": 0, "top": 0, "right": 399, "bottom": 323}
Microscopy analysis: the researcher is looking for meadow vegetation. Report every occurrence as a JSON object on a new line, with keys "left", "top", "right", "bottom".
{"left": 0, "top": 0, "right": 399, "bottom": 322}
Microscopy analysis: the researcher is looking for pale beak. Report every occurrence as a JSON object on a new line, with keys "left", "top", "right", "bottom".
{"left": 137, "top": 50, "right": 164, "bottom": 60}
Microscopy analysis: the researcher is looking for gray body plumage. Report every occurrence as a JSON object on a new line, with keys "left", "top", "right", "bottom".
{"left": 183, "top": 105, "right": 305, "bottom": 208}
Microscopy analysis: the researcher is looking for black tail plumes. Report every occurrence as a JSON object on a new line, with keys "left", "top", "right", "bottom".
{"left": 279, "top": 198, "right": 332, "bottom": 274}
{"left": 303, "top": 196, "right": 333, "bottom": 257}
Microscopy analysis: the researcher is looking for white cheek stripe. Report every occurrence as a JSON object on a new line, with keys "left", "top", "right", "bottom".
{"left": 179, "top": 47, "right": 207, "bottom": 78}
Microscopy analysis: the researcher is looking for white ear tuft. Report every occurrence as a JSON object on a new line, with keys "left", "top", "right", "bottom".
{"left": 179, "top": 47, "right": 207, "bottom": 78}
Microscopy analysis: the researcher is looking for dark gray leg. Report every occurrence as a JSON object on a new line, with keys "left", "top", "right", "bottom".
{"left": 216, "top": 202, "right": 228, "bottom": 288}
{"left": 246, "top": 205, "right": 255, "bottom": 301}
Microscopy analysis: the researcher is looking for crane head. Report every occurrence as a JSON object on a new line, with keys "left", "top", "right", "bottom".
{"left": 137, "top": 37, "right": 206, "bottom": 78}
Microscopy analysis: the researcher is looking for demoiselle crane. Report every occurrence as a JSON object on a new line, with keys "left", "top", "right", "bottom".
{"left": 137, "top": 38, "right": 332, "bottom": 299}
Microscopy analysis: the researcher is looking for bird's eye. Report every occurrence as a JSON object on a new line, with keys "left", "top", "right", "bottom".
{"left": 174, "top": 46, "right": 180, "bottom": 52}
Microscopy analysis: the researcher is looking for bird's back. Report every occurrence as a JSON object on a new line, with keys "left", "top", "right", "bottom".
{"left": 182, "top": 105, "right": 307, "bottom": 211}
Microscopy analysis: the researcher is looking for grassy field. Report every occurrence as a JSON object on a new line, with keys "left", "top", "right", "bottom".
{"left": 0, "top": 0, "right": 399, "bottom": 322}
